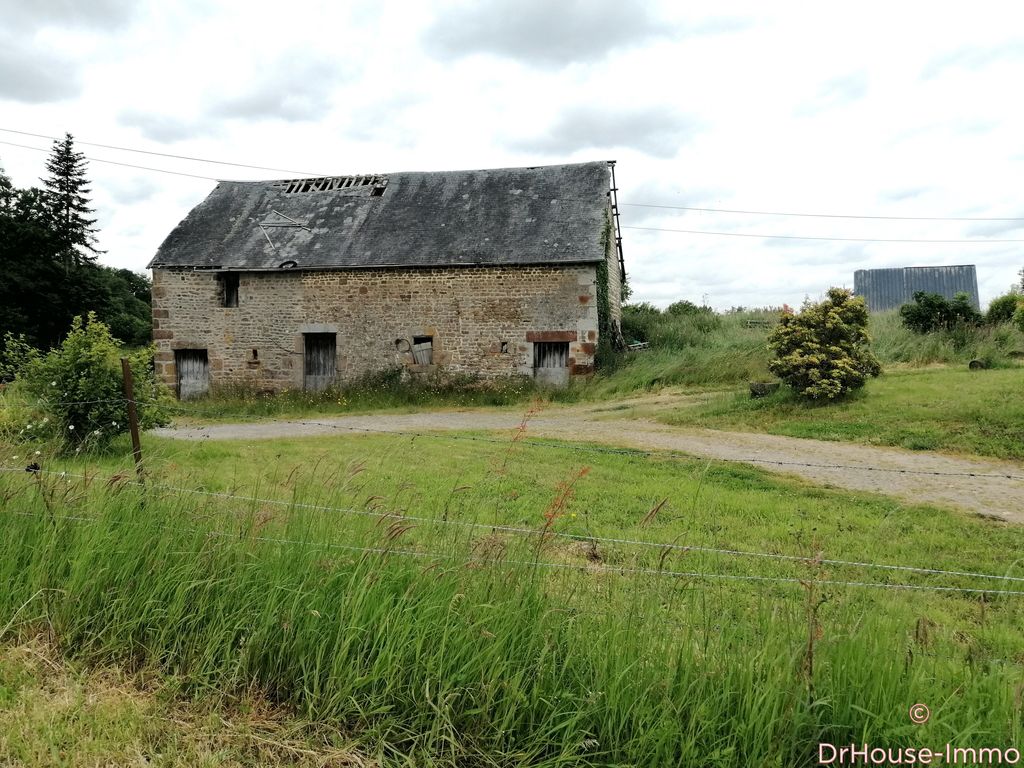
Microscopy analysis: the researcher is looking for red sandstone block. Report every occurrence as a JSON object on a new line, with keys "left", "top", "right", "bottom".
{"left": 525, "top": 330, "right": 577, "bottom": 342}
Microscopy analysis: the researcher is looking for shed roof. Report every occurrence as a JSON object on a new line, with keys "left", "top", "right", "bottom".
{"left": 149, "top": 161, "right": 612, "bottom": 271}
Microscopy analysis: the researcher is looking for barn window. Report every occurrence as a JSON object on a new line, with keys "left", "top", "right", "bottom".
{"left": 411, "top": 335, "right": 434, "bottom": 365}
{"left": 533, "top": 342, "right": 569, "bottom": 369}
{"left": 219, "top": 273, "right": 239, "bottom": 307}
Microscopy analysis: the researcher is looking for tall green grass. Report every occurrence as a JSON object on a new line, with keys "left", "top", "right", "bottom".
{"left": 591, "top": 308, "right": 1024, "bottom": 397}
{"left": 1, "top": 463, "right": 1021, "bottom": 766}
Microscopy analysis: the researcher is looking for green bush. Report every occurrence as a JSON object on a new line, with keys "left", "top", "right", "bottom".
{"left": 0, "top": 332, "right": 39, "bottom": 383}
{"left": 986, "top": 292, "right": 1022, "bottom": 325}
{"left": 899, "top": 291, "right": 983, "bottom": 333}
{"left": 1015, "top": 303, "right": 1024, "bottom": 334}
{"left": 21, "top": 313, "right": 170, "bottom": 450}
{"left": 768, "top": 288, "right": 881, "bottom": 400}
{"left": 620, "top": 302, "right": 662, "bottom": 344}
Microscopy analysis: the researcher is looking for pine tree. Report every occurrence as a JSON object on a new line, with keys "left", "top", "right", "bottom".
{"left": 42, "top": 133, "right": 100, "bottom": 267}
{"left": 0, "top": 163, "right": 15, "bottom": 213}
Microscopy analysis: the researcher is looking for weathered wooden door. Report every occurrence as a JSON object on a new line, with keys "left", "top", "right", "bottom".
{"left": 175, "top": 349, "right": 209, "bottom": 400}
{"left": 533, "top": 341, "right": 569, "bottom": 387}
{"left": 304, "top": 333, "right": 336, "bottom": 391}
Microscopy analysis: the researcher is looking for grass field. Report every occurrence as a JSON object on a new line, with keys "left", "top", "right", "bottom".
{"left": 2, "top": 307, "right": 1024, "bottom": 765}
{"left": 2, "top": 426, "right": 1023, "bottom": 765}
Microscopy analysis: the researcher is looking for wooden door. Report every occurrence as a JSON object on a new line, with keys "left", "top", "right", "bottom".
{"left": 304, "top": 333, "right": 336, "bottom": 391}
{"left": 533, "top": 341, "right": 569, "bottom": 387}
{"left": 175, "top": 349, "right": 209, "bottom": 400}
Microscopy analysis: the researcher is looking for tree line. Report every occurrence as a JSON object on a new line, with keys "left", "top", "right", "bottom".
{"left": 0, "top": 134, "right": 152, "bottom": 351}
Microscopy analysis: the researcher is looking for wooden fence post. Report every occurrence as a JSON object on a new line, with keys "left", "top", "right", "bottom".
{"left": 120, "top": 358, "right": 144, "bottom": 477}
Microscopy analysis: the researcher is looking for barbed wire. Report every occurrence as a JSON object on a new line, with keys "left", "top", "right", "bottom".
{"left": 3, "top": 464, "right": 1024, "bottom": 590}
{"left": 4, "top": 500, "right": 1024, "bottom": 597}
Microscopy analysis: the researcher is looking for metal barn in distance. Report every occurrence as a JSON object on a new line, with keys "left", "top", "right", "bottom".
{"left": 853, "top": 265, "right": 980, "bottom": 312}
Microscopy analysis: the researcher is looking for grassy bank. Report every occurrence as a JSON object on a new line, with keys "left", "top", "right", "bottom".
{"left": 2, "top": 429, "right": 1023, "bottom": 765}
{"left": 658, "top": 366, "right": 1024, "bottom": 459}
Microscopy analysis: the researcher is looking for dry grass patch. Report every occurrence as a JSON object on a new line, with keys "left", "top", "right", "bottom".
{"left": 0, "top": 638, "right": 368, "bottom": 768}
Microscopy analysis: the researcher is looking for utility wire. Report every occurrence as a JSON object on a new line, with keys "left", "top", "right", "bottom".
{"left": 0, "top": 127, "right": 322, "bottom": 177}
{"left": 0, "top": 140, "right": 220, "bottom": 181}
{"left": 622, "top": 203, "right": 1024, "bottom": 222}
{"left": 622, "top": 225, "right": 1024, "bottom": 244}
{"left": 4, "top": 126, "right": 1023, "bottom": 226}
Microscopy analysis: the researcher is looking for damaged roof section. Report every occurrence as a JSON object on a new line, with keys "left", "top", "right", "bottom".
{"left": 149, "top": 161, "right": 612, "bottom": 270}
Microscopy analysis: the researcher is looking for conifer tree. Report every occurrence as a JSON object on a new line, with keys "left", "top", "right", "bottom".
{"left": 42, "top": 133, "right": 100, "bottom": 267}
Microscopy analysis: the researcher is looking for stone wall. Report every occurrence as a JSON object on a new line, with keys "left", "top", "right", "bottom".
{"left": 152, "top": 263, "right": 609, "bottom": 393}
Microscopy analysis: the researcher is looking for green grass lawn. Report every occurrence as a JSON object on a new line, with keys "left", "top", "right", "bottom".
{"left": 2, "top": 425, "right": 1023, "bottom": 765}
{"left": 658, "top": 366, "right": 1024, "bottom": 460}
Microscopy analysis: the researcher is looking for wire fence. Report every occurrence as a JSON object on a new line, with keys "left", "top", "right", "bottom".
{"left": 3, "top": 463, "right": 1024, "bottom": 597}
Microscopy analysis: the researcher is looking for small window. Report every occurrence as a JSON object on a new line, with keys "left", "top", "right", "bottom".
{"left": 500, "top": 341, "right": 509, "bottom": 354}
{"left": 219, "top": 273, "right": 239, "bottom": 308}
{"left": 411, "top": 335, "right": 433, "bottom": 365}
{"left": 533, "top": 342, "right": 569, "bottom": 369}
{"left": 371, "top": 185, "right": 386, "bottom": 197}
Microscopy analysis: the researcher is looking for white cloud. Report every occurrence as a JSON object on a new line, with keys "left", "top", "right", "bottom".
{"left": 0, "top": 0, "right": 1022, "bottom": 308}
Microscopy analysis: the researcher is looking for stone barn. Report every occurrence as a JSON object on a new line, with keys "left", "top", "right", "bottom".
{"left": 148, "top": 161, "right": 625, "bottom": 397}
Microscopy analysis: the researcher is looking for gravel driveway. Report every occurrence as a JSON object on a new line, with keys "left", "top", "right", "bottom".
{"left": 154, "top": 406, "right": 1024, "bottom": 524}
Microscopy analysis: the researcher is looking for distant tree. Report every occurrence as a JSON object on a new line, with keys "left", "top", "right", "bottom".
{"left": 768, "top": 288, "right": 881, "bottom": 400}
{"left": 666, "top": 299, "right": 715, "bottom": 316}
{"left": 987, "top": 292, "right": 1023, "bottom": 325}
{"left": 0, "top": 164, "right": 15, "bottom": 211}
{"left": 42, "top": 133, "right": 100, "bottom": 267}
{"left": 899, "top": 291, "right": 982, "bottom": 334}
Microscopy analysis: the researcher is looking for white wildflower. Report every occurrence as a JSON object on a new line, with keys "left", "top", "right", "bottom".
{"left": 34, "top": 451, "right": 40, "bottom": 456}
{"left": 50, "top": 381, "right": 56, "bottom": 387}
{"left": 68, "top": 425, "right": 75, "bottom": 431}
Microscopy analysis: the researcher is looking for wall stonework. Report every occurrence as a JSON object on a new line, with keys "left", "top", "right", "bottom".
{"left": 152, "top": 264, "right": 606, "bottom": 392}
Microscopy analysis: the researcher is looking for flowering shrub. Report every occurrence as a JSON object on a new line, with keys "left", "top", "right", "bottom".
{"left": 768, "top": 288, "right": 881, "bottom": 401}
{"left": 22, "top": 313, "right": 170, "bottom": 449}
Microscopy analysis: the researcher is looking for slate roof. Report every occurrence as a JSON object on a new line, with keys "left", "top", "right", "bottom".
{"left": 149, "top": 161, "right": 612, "bottom": 271}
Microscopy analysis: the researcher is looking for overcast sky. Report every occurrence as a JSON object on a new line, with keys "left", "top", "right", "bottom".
{"left": 1, "top": 0, "right": 1022, "bottom": 310}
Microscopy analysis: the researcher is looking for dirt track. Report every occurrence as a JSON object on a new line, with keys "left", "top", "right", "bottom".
{"left": 153, "top": 402, "right": 1024, "bottom": 523}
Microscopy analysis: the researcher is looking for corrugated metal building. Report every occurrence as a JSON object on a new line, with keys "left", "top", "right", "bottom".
{"left": 853, "top": 265, "right": 980, "bottom": 312}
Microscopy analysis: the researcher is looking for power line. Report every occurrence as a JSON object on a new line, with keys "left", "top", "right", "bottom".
{"left": 622, "top": 203, "right": 1024, "bottom": 223}
{"left": 3, "top": 126, "right": 1023, "bottom": 226}
{"left": 0, "top": 140, "right": 220, "bottom": 181}
{"left": 622, "top": 225, "right": 1024, "bottom": 244}
{"left": 0, "top": 127, "right": 322, "bottom": 177}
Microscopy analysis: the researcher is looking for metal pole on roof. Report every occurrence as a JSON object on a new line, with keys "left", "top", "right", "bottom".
{"left": 607, "top": 161, "right": 626, "bottom": 284}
